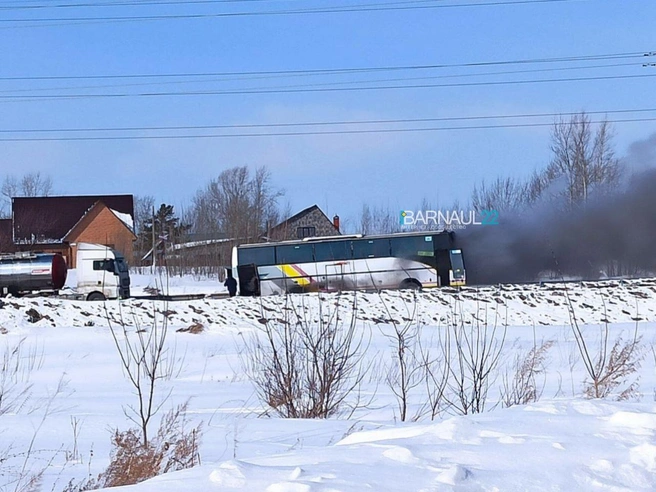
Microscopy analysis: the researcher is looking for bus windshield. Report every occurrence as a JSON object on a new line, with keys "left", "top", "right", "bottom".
{"left": 449, "top": 249, "right": 465, "bottom": 279}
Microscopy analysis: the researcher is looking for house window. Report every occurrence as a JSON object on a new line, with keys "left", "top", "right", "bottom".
{"left": 296, "top": 226, "right": 316, "bottom": 239}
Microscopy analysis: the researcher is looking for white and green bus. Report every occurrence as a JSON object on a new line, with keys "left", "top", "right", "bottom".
{"left": 231, "top": 231, "right": 465, "bottom": 296}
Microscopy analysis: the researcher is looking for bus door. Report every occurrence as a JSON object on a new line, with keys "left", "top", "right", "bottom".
{"left": 237, "top": 263, "right": 260, "bottom": 296}
{"left": 435, "top": 249, "right": 452, "bottom": 287}
{"left": 324, "top": 261, "right": 351, "bottom": 292}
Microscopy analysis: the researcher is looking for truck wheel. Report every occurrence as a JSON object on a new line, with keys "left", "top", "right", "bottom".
{"left": 87, "top": 292, "right": 106, "bottom": 301}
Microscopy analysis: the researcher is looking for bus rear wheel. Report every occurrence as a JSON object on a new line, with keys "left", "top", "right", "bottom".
{"left": 399, "top": 279, "right": 422, "bottom": 291}
{"left": 287, "top": 285, "right": 309, "bottom": 294}
{"left": 87, "top": 292, "right": 106, "bottom": 301}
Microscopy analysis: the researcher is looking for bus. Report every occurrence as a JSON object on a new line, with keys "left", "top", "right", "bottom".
{"left": 231, "top": 230, "right": 466, "bottom": 296}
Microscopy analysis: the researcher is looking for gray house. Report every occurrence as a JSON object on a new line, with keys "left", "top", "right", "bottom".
{"left": 269, "top": 205, "right": 340, "bottom": 241}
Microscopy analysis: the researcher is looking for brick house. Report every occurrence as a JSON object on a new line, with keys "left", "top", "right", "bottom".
{"left": 3, "top": 195, "right": 135, "bottom": 267}
{"left": 269, "top": 205, "right": 340, "bottom": 241}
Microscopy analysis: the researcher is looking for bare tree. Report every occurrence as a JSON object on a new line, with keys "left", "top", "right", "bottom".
{"left": 359, "top": 204, "right": 400, "bottom": 234}
{"left": 548, "top": 113, "right": 622, "bottom": 207}
{"left": 133, "top": 195, "right": 155, "bottom": 263}
{"left": 471, "top": 176, "right": 526, "bottom": 213}
{"left": 1, "top": 173, "right": 53, "bottom": 200}
{"left": 189, "top": 166, "right": 283, "bottom": 242}
{"left": 521, "top": 167, "right": 561, "bottom": 205}
{"left": 0, "top": 172, "right": 53, "bottom": 218}
{"left": 133, "top": 195, "right": 155, "bottom": 237}
{"left": 107, "top": 305, "right": 177, "bottom": 447}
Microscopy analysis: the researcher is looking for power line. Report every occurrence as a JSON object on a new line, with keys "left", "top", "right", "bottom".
{"left": 0, "top": 0, "right": 587, "bottom": 26}
{"left": 0, "top": 61, "right": 645, "bottom": 96}
{"left": 0, "top": 0, "right": 290, "bottom": 10}
{"left": 1, "top": 72, "right": 654, "bottom": 101}
{"left": 1, "top": 107, "right": 655, "bottom": 134}
{"left": 1, "top": 116, "right": 654, "bottom": 141}
{"left": 0, "top": 50, "right": 650, "bottom": 82}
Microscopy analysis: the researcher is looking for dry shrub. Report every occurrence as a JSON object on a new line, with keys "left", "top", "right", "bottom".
{"left": 64, "top": 403, "right": 201, "bottom": 491}
{"left": 584, "top": 335, "right": 643, "bottom": 400}
{"left": 379, "top": 292, "right": 424, "bottom": 422}
{"left": 566, "top": 293, "right": 644, "bottom": 400}
{"left": 244, "top": 294, "right": 369, "bottom": 419}
{"left": 501, "top": 339, "right": 554, "bottom": 407}
{"left": 440, "top": 302, "right": 507, "bottom": 416}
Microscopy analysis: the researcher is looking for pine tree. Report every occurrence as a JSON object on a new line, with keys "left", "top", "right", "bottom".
{"left": 139, "top": 204, "right": 190, "bottom": 259}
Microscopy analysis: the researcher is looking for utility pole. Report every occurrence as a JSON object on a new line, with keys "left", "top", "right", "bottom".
{"left": 151, "top": 205, "right": 156, "bottom": 274}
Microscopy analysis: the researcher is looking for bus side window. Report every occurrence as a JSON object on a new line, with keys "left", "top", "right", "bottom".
{"left": 313, "top": 240, "right": 351, "bottom": 262}
{"left": 238, "top": 246, "right": 275, "bottom": 266}
{"left": 352, "top": 239, "right": 390, "bottom": 259}
{"left": 390, "top": 236, "right": 435, "bottom": 258}
{"left": 276, "top": 244, "right": 313, "bottom": 264}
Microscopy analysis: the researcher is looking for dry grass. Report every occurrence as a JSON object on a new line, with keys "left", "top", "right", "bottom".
{"left": 64, "top": 403, "right": 202, "bottom": 491}
{"left": 176, "top": 322, "right": 205, "bottom": 334}
{"left": 565, "top": 292, "right": 644, "bottom": 400}
{"left": 501, "top": 339, "right": 554, "bottom": 407}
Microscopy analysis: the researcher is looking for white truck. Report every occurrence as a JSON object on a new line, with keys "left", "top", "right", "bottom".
{"left": 75, "top": 243, "right": 131, "bottom": 300}
{"left": 0, "top": 243, "right": 131, "bottom": 300}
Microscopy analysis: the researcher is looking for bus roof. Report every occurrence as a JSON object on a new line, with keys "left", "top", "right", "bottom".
{"left": 236, "top": 230, "right": 453, "bottom": 249}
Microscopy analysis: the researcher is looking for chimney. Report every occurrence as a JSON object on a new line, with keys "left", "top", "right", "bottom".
{"left": 333, "top": 215, "right": 340, "bottom": 232}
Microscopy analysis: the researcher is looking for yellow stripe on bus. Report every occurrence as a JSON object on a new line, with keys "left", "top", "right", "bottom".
{"left": 280, "top": 264, "right": 311, "bottom": 286}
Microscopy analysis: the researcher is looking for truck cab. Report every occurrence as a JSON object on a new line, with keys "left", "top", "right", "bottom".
{"left": 76, "top": 243, "right": 130, "bottom": 300}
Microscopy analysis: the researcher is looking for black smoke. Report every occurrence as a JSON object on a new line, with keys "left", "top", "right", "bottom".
{"left": 459, "top": 167, "right": 656, "bottom": 285}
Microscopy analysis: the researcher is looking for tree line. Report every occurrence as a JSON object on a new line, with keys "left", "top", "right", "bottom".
{"left": 357, "top": 112, "right": 622, "bottom": 234}
{"left": 3, "top": 111, "right": 648, "bottom": 280}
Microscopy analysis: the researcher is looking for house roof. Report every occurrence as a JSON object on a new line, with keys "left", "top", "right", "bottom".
{"left": 12, "top": 194, "right": 134, "bottom": 243}
{"left": 63, "top": 201, "right": 137, "bottom": 242}
{"left": 270, "top": 204, "right": 336, "bottom": 232}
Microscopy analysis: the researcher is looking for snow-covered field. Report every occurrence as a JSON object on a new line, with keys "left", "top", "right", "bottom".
{"left": 2, "top": 273, "right": 656, "bottom": 491}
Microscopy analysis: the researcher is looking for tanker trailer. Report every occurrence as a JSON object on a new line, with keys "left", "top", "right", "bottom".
{"left": 0, "top": 252, "right": 67, "bottom": 296}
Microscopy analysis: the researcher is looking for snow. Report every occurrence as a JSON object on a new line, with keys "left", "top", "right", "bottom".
{"left": 2, "top": 275, "right": 656, "bottom": 491}
{"left": 64, "top": 269, "right": 228, "bottom": 296}
{"left": 128, "top": 271, "right": 228, "bottom": 296}
{"left": 172, "top": 238, "right": 232, "bottom": 250}
{"left": 110, "top": 209, "right": 134, "bottom": 232}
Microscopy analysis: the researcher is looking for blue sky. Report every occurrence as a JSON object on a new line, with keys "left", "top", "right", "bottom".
{"left": 1, "top": 0, "right": 655, "bottom": 228}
